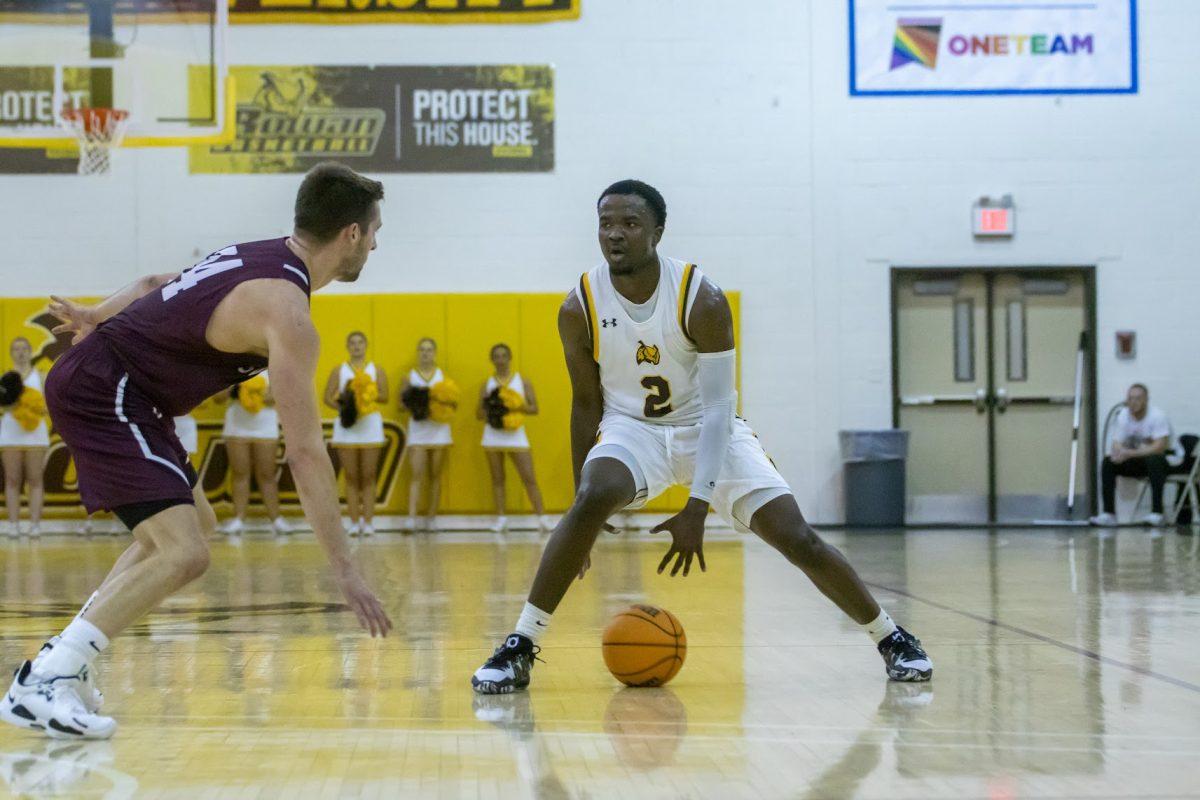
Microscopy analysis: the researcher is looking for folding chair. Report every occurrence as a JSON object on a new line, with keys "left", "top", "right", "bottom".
{"left": 1168, "top": 434, "right": 1200, "bottom": 524}
{"left": 1134, "top": 433, "right": 1198, "bottom": 523}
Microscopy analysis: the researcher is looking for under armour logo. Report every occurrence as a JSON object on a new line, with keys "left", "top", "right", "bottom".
{"left": 601, "top": 318, "right": 617, "bottom": 328}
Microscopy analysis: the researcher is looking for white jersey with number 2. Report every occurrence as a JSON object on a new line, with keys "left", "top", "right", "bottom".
{"left": 576, "top": 255, "right": 705, "bottom": 426}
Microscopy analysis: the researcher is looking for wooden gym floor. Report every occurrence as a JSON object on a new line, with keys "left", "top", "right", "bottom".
{"left": 0, "top": 525, "right": 1197, "bottom": 798}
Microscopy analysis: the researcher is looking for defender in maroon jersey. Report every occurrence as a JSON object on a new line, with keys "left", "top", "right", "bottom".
{"left": 2, "top": 163, "right": 393, "bottom": 740}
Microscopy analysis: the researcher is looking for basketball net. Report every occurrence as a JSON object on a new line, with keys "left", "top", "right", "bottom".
{"left": 60, "top": 109, "right": 130, "bottom": 176}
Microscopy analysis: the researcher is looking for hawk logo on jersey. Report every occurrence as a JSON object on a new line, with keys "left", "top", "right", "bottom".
{"left": 636, "top": 341, "right": 661, "bottom": 366}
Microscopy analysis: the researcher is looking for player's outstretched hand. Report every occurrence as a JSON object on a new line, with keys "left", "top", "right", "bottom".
{"left": 335, "top": 565, "right": 393, "bottom": 637}
{"left": 651, "top": 498, "right": 709, "bottom": 578}
{"left": 48, "top": 296, "right": 99, "bottom": 344}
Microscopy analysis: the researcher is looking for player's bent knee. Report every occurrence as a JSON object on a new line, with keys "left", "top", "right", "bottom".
{"left": 575, "top": 478, "right": 631, "bottom": 517}
{"left": 167, "top": 540, "right": 211, "bottom": 585}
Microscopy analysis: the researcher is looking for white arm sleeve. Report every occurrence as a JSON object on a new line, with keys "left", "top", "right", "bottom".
{"left": 689, "top": 349, "right": 737, "bottom": 504}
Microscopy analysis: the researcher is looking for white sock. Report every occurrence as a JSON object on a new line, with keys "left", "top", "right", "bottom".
{"left": 514, "top": 602, "right": 552, "bottom": 643}
{"left": 861, "top": 609, "right": 898, "bottom": 644}
{"left": 74, "top": 591, "right": 100, "bottom": 623}
{"left": 34, "top": 618, "right": 109, "bottom": 679}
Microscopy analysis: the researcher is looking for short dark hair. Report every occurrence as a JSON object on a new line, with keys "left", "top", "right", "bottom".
{"left": 347, "top": 330, "right": 367, "bottom": 345}
{"left": 294, "top": 162, "right": 384, "bottom": 244}
{"left": 598, "top": 179, "right": 667, "bottom": 228}
{"left": 1129, "top": 383, "right": 1149, "bottom": 397}
{"left": 418, "top": 337, "right": 437, "bottom": 351}
{"left": 490, "top": 343, "right": 511, "bottom": 359}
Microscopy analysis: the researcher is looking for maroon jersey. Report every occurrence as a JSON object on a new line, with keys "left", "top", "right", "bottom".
{"left": 97, "top": 237, "right": 311, "bottom": 417}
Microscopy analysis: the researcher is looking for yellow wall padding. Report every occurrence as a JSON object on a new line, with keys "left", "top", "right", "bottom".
{"left": 0, "top": 292, "right": 738, "bottom": 516}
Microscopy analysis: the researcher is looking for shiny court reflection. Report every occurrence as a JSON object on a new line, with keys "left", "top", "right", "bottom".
{"left": 0, "top": 527, "right": 1197, "bottom": 798}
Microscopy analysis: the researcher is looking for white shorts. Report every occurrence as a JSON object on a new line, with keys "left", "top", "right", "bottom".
{"left": 223, "top": 405, "right": 278, "bottom": 441}
{"left": 332, "top": 411, "right": 385, "bottom": 446}
{"left": 0, "top": 413, "right": 49, "bottom": 449}
{"left": 407, "top": 419, "right": 452, "bottom": 448}
{"left": 173, "top": 415, "right": 198, "bottom": 455}
{"left": 585, "top": 414, "right": 792, "bottom": 533}
{"left": 481, "top": 425, "right": 530, "bottom": 451}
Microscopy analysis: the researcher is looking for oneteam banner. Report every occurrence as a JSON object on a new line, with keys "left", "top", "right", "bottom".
{"left": 850, "top": 0, "right": 1137, "bottom": 96}
{"left": 189, "top": 65, "right": 555, "bottom": 174}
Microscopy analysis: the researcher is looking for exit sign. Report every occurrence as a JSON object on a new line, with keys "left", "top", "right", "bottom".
{"left": 973, "top": 195, "right": 1015, "bottom": 237}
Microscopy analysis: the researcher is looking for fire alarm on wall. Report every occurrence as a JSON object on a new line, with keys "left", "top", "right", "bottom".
{"left": 973, "top": 194, "right": 1015, "bottom": 237}
{"left": 1115, "top": 330, "right": 1136, "bottom": 360}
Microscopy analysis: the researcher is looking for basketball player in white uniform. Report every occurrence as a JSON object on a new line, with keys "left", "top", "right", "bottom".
{"left": 324, "top": 330, "right": 388, "bottom": 535}
{"left": 472, "top": 180, "right": 931, "bottom": 693}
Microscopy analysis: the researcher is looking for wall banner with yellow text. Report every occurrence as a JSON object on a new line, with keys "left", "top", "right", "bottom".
{"left": 228, "top": 0, "right": 580, "bottom": 25}
{"left": 0, "top": 1, "right": 580, "bottom": 25}
{"left": 189, "top": 65, "right": 554, "bottom": 174}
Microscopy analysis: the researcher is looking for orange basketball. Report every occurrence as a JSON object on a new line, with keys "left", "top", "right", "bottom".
{"left": 601, "top": 605, "right": 687, "bottom": 687}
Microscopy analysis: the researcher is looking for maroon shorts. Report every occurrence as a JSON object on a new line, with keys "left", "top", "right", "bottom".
{"left": 46, "top": 336, "right": 197, "bottom": 514}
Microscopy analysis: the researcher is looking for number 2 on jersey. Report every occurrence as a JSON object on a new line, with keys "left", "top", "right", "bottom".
{"left": 641, "top": 376, "right": 673, "bottom": 418}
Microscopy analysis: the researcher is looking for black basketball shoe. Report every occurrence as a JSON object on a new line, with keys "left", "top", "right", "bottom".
{"left": 471, "top": 634, "right": 540, "bottom": 695}
{"left": 877, "top": 627, "right": 933, "bottom": 682}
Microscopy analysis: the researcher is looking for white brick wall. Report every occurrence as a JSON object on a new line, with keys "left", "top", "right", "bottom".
{"left": 2, "top": 0, "right": 1197, "bottom": 521}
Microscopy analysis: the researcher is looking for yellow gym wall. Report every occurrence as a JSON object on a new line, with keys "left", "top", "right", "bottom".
{"left": 0, "top": 292, "right": 739, "bottom": 516}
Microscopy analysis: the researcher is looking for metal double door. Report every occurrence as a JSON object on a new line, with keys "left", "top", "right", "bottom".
{"left": 893, "top": 270, "right": 1093, "bottom": 524}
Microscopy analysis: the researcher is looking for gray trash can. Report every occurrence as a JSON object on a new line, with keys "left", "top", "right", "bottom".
{"left": 839, "top": 430, "right": 909, "bottom": 527}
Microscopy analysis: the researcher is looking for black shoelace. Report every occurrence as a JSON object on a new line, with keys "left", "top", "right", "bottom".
{"left": 484, "top": 641, "right": 543, "bottom": 668}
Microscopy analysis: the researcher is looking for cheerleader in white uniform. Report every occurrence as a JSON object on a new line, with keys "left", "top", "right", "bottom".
{"left": 173, "top": 415, "right": 199, "bottom": 459}
{"left": 220, "top": 371, "right": 290, "bottom": 535}
{"left": 399, "top": 337, "right": 455, "bottom": 532}
{"left": 478, "top": 343, "right": 552, "bottom": 533}
{"left": 324, "top": 331, "right": 388, "bottom": 536}
{"left": 0, "top": 338, "right": 49, "bottom": 538}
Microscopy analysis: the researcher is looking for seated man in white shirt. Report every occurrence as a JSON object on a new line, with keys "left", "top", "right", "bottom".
{"left": 1091, "top": 383, "right": 1171, "bottom": 526}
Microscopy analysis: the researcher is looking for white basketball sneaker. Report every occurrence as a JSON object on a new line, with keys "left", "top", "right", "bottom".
{"left": 1, "top": 661, "right": 116, "bottom": 740}
{"left": 220, "top": 517, "right": 245, "bottom": 536}
{"left": 1089, "top": 512, "right": 1118, "bottom": 527}
{"left": 537, "top": 515, "right": 555, "bottom": 533}
{"left": 360, "top": 521, "right": 374, "bottom": 536}
{"left": 271, "top": 517, "right": 293, "bottom": 536}
{"left": 489, "top": 516, "right": 508, "bottom": 533}
{"left": 1140, "top": 512, "right": 1164, "bottom": 527}
{"left": 32, "top": 640, "right": 102, "bottom": 713}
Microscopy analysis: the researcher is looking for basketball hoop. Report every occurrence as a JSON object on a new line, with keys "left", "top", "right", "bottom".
{"left": 60, "top": 108, "right": 130, "bottom": 176}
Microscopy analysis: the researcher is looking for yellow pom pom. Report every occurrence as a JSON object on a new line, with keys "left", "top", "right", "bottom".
{"left": 498, "top": 386, "right": 525, "bottom": 412}
{"left": 502, "top": 411, "right": 525, "bottom": 431}
{"left": 238, "top": 373, "right": 268, "bottom": 414}
{"left": 350, "top": 369, "right": 379, "bottom": 416}
{"left": 12, "top": 386, "right": 47, "bottom": 432}
{"left": 429, "top": 379, "right": 460, "bottom": 405}
{"left": 428, "top": 379, "right": 459, "bottom": 424}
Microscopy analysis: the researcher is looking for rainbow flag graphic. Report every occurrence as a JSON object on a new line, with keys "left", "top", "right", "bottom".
{"left": 890, "top": 18, "right": 942, "bottom": 70}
